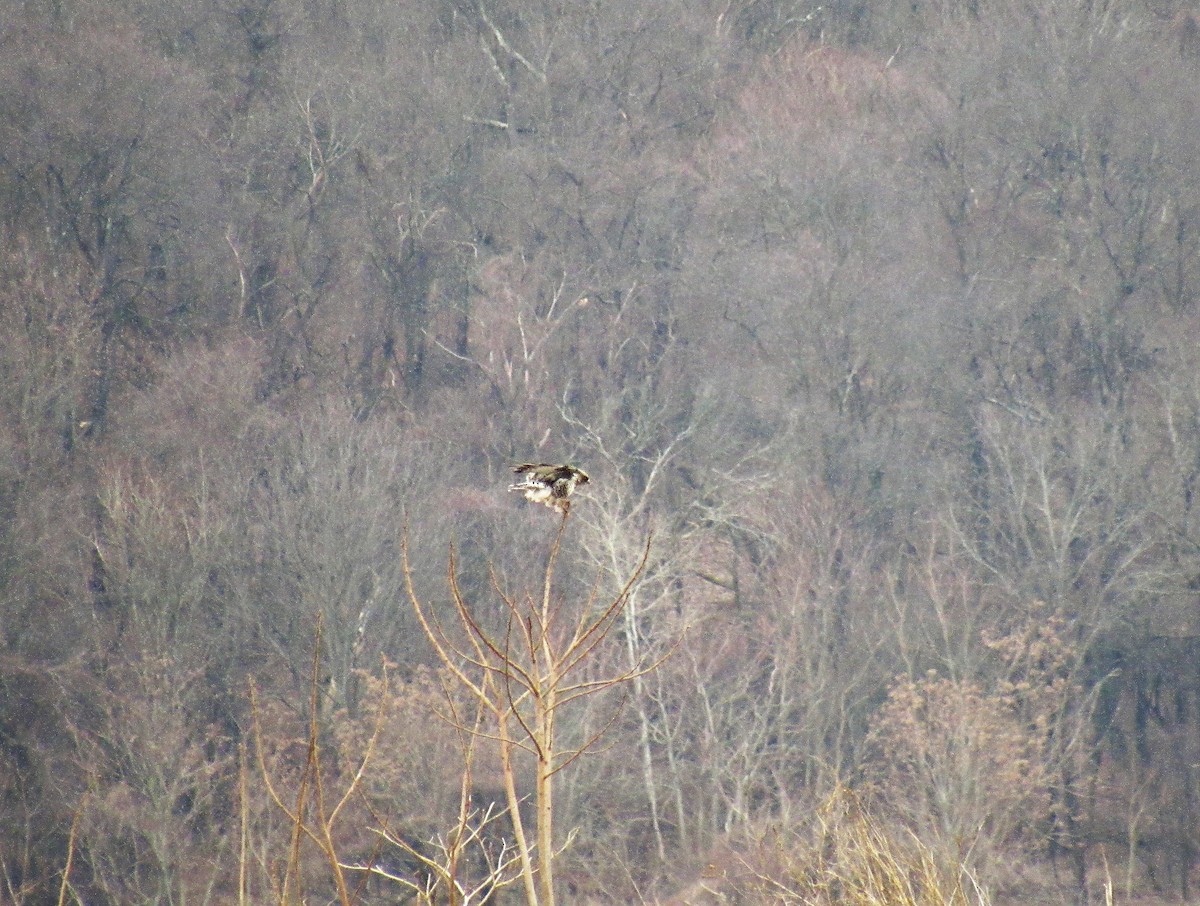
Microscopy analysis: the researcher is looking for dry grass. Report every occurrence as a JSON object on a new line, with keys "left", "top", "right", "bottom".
{"left": 717, "top": 787, "right": 991, "bottom": 906}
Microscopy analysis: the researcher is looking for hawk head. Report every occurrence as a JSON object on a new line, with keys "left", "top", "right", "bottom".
{"left": 508, "top": 463, "right": 590, "bottom": 513}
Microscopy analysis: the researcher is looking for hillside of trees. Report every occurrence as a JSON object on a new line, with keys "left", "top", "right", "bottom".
{"left": 4, "top": 0, "right": 1200, "bottom": 902}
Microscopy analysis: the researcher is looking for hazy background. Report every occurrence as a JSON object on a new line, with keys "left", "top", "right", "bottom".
{"left": 3, "top": 0, "right": 1200, "bottom": 902}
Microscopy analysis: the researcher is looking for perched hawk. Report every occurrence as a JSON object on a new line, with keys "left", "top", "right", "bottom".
{"left": 509, "top": 463, "right": 590, "bottom": 513}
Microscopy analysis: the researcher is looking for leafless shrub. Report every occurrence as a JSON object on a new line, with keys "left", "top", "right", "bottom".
{"left": 861, "top": 609, "right": 1087, "bottom": 892}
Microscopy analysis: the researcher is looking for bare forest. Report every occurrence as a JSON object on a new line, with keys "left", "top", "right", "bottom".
{"left": 4, "top": 0, "right": 1200, "bottom": 903}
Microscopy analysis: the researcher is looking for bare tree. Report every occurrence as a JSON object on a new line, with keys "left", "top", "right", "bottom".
{"left": 405, "top": 511, "right": 654, "bottom": 906}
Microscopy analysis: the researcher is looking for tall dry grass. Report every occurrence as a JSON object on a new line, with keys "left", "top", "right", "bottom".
{"left": 703, "top": 787, "right": 991, "bottom": 906}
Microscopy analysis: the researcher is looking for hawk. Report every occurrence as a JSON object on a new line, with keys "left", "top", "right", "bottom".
{"left": 509, "top": 463, "right": 590, "bottom": 513}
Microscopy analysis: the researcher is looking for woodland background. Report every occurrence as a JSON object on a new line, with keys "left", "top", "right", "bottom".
{"left": 4, "top": 0, "right": 1200, "bottom": 903}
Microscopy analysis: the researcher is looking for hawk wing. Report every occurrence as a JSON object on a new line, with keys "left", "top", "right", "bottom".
{"left": 511, "top": 463, "right": 573, "bottom": 478}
